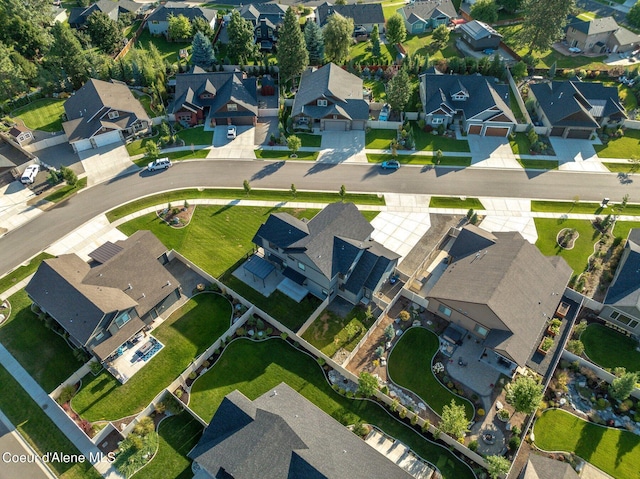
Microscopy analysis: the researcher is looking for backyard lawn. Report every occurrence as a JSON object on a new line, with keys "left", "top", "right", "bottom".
{"left": 189, "top": 338, "right": 475, "bottom": 479}
{"left": 403, "top": 32, "right": 459, "bottom": 61}
{"left": 349, "top": 40, "right": 396, "bottom": 64}
{"left": 366, "top": 153, "right": 472, "bottom": 166}
{"left": 11, "top": 98, "right": 65, "bottom": 132}
{"left": 301, "top": 306, "right": 375, "bottom": 358}
{"left": 132, "top": 30, "right": 191, "bottom": 63}
{"left": 0, "top": 252, "right": 53, "bottom": 295}
{"left": 0, "top": 365, "right": 102, "bottom": 479}
{"left": 595, "top": 129, "right": 640, "bottom": 159}
{"left": 534, "top": 218, "right": 598, "bottom": 273}
{"left": 366, "top": 129, "right": 397, "bottom": 149}
{"left": 387, "top": 328, "right": 475, "bottom": 418}
{"left": 364, "top": 79, "right": 386, "bottom": 102}
{"left": 175, "top": 126, "right": 213, "bottom": 146}
{"left": 72, "top": 293, "right": 232, "bottom": 421}
{"left": 429, "top": 196, "right": 483, "bottom": 210}
{"left": 133, "top": 412, "right": 203, "bottom": 479}
{"left": 534, "top": 409, "right": 640, "bottom": 479}
{"left": 581, "top": 323, "right": 640, "bottom": 373}
{"left": 0, "top": 290, "right": 84, "bottom": 392}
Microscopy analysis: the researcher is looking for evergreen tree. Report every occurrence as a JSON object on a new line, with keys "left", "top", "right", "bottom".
{"left": 630, "top": 1, "right": 640, "bottom": 29}
{"left": 386, "top": 67, "right": 412, "bottom": 113}
{"left": 277, "top": 7, "right": 308, "bottom": 84}
{"left": 49, "top": 22, "right": 89, "bottom": 89}
{"left": 304, "top": 19, "right": 324, "bottom": 64}
{"left": 323, "top": 14, "right": 353, "bottom": 64}
{"left": 227, "top": 10, "right": 257, "bottom": 64}
{"left": 370, "top": 24, "right": 381, "bottom": 58}
{"left": 470, "top": 0, "right": 499, "bottom": 24}
{"left": 520, "top": 0, "right": 576, "bottom": 53}
{"left": 191, "top": 31, "right": 215, "bottom": 69}
{"left": 386, "top": 14, "right": 406, "bottom": 45}
{"left": 86, "top": 11, "right": 123, "bottom": 54}
{"left": 609, "top": 372, "right": 638, "bottom": 401}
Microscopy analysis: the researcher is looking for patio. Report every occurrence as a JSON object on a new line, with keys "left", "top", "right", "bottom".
{"left": 105, "top": 334, "right": 164, "bottom": 384}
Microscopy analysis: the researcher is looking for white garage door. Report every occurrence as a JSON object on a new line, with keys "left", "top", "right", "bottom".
{"left": 93, "top": 130, "right": 122, "bottom": 148}
{"left": 72, "top": 139, "right": 93, "bottom": 152}
{"left": 324, "top": 120, "right": 347, "bottom": 131}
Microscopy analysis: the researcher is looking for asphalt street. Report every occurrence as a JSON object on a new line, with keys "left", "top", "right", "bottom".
{"left": 1, "top": 160, "right": 639, "bottom": 276}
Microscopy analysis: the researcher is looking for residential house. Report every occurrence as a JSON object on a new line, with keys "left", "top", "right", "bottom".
{"left": 52, "top": 5, "right": 68, "bottom": 24}
{"left": 315, "top": 2, "right": 385, "bottom": 33}
{"left": 252, "top": 202, "right": 399, "bottom": 305}
{"left": 419, "top": 71, "right": 517, "bottom": 136}
{"left": 291, "top": 63, "right": 369, "bottom": 131}
{"left": 426, "top": 225, "right": 572, "bottom": 370}
{"left": 520, "top": 454, "right": 580, "bottom": 479}
{"left": 8, "top": 125, "right": 33, "bottom": 146}
{"left": 147, "top": 2, "right": 216, "bottom": 37}
{"left": 599, "top": 228, "right": 640, "bottom": 337}
{"left": 397, "top": 0, "right": 457, "bottom": 35}
{"left": 529, "top": 79, "right": 627, "bottom": 138}
{"left": 26, "top": 231, "right": 181, "bottom": 365}
{"left": 172, "top": 66, "right": 258, "bottom": 127}
{"left": 459, "top": 20, "right": 502, "bottom": 51}
{"left": 69, "top": 0, "right": 142, "bottom": 29}
{"left": 189, "top": 383, "right": 417, "bottom": 479}
{"left": 239, "top": 3, "right": 287, "bottom": 50}
{"left": 565, "top": 16, "right": 640, "bottom": 54}
{"left": 62, "top": 79, "right": 151, "bottom": 152}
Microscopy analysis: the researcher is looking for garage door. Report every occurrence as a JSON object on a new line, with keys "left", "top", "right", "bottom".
{"left": 484, "top": 127, "right": 509, "bottom": 137}
{"left": 72, "top": 139, "right": 93, "bottom": 152}
{"left": 93, "top": 130, "right": 122, "bottom": 148}
{"left": 324, "top": 120, "right": 347, "bottom": 131}
{"left": 567, "top": 129, "right": 591, "bottom": 139}
{"left": 351, "top": 120, "right": 366, "bottom": 130}
{"left": 468, "top": 125, "right": 482, "bottom": 135}
{"left": 550, "top": 127, "right": 565, "bottom": 137}
{"left": 230, "top": 116, "right": 255, "bottom": 126}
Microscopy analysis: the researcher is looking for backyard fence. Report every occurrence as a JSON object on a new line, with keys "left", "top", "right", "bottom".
{"left": 623, "top": 119, "right": 640, "bottom": 130}
{"left": 367, "top": 120, "right": 402, "bottom": 130}
{"left": 49, "top": 361, "right": 93, "bottom": 401}
{"left": 114, "top": 15, "right": 149, "bottom": 62}
{"left": 563, "top": 287, "right": 603, "bottom": 313}
{"left": 505, "top": 68, "right": 532, "bottom": 125}
{"left": 22, "top": 133, "right": 68, "bottom": 152}
{"left": 296, "top": 296, "right": 330, "bottom": 336}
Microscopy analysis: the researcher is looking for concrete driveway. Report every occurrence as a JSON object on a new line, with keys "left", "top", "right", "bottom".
{"left": 318, "top": 130, "right": 367, "bottom": 163}
{"left": 207, "top": 126, "right": 256, "bottom": 159}
{"left": 467, "top": 136, "right": 521, "bottom": 169}
{"left": 254, "top": 119, "right": 278, "bottom": 146}
{"left": 78, "top": 142, "right": 138, "bottom": 186}
{"left": 549, "top": 138, "right": 607, "bottom": 172}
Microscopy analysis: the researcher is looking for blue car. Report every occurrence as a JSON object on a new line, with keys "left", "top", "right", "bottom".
{"left": 381, "top": 160, "right": 400, "bottom": 170}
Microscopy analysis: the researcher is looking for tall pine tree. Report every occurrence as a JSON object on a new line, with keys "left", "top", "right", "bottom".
{"left": 277, "top": 7, "right": 308, "bottom": 84}
{"left": 191, "top": 31, "right": 215, "bottom": 69}
{"left": 520, "top": 0, "right": 575, "bottom": 53}
{"left": 304, "top": 19, "right": 324, "bottom": 65}
{"left": 370, "top": 24, "right": 381, "bottom": 58}
{"left": 49, "top": 22, "right": 89, "bottom": 89}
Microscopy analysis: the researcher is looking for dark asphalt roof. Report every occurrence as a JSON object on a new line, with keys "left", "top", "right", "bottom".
{"left": 147, "top": 3, "right": 216, "bottom": 24}
{"left": 243, "top": 255, "right": 275, "bottom": 280}
{"left": 283, "top": 266, "right": 307, "bottom": 285}
{"left": 68, "top": 0, "right": 141, "bottom": 26}
{"left": 88, "top": 241, "right": 123, "bottom": 264}
{"left": 604, "top": 228, "right": 640, "bottom": 306}
{"left": 315, "top": 2, "right": 384, "bottom": 27}
{"left": 399, "top": 0, "right": 457, "bottom": 23}
{"left": 239, "top": 3, "right": 286, "bottom": 25}
{"left": 459, "top": 20, "right": 502, "bottom": 41}
{"left": 344, "top": 241, "right": 399, "bottom": 294}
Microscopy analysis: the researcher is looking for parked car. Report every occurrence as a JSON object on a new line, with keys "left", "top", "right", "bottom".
{"left": 381, "top": 160, "right": 400, "bottom": 170}
{"left": 227, "top": 125, "right": 237, "bottom": 140}
{"left": 379, "top": 104, "right": 390, "bottom": 121}
{"left": 483, "top": 48, "right": 495, "bottom": 55}
{"left": 568, "top": 47, "right": 581, "bottom": 53}
{"left": 147, "top": 158, "right": 172, "bottom": 171}
{"left": 353, "top": 26, "right": 368, "bottom": 37}
{"left": 20, "top": 164, "right": 39, "bottom": 185}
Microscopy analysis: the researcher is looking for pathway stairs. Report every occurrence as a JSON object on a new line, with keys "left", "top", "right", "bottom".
{"left": 365, "top": 429, "right": 436, "bottom": 479}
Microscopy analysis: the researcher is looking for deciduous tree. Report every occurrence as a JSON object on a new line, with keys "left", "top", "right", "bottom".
{"left": 432, "top": 24, "right": 450, "bottom": 48}
{"left": 486, "top": 455, "right": 511, "bottom": 479}
{"left": 497, "top": 0, "right": 523, "bottom": 13}
{"left": 386, "top": 14, "right": 406, "bottom": 45}
{"left": 287, "top": 135, "right": 302, "bottom": 156}
{"left": 357, "top": 372, "right": 379, "bottom": 397}
{"left": 304, "top": 19, "right": 324, "bottom": 64}
{"left": 628, "top": 1, "right": 640, "bottom": 29}
{"left": 520, "top": 0, "right": 575, "bottom": 53}
{"left": 505, "top": 375, "right": 544, "bottom": 413}
{"left": 471, "top": 0, "right": 499, "bottom": 24}
{"left": 168, "top": 14, "right": 193, "bottom": 42}
{"left": 609, "top": 372, "right": 638, "bottom": 401}
{"left": 277, "top": 7, "right": 308, "bottom": 84}
{"left": 227, "top": 10, "right": 257, "bottom": 64}
{"left": 440, "top": 400, "right": 469, "bottom": 439}
{"left": 323, "top": 14, "right": 353, "bottom": 64}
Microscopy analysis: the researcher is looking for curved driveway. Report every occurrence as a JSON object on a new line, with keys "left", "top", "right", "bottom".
{"left": 1, "top": 160, "right": 638, "bottom": 276}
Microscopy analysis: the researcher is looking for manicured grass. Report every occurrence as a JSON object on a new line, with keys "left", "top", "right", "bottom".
{"left": 388, "top": 328, "right": 475, "bottom": 418}
{"left": 382, "top": 0, "right": 406, "bottom": 20}
{"left": 595, "top": 129, "right": 640, "bottom": 159}
{"left": 44, "top": 177, "right": 88, "bottom": 203}
{"left": 613, "top": 220, "right": 640, "bottom": 240}
{"left": 132, "top": 149, "right": 211, "bottom": 167}
{"left": 301, "top": 306, "right": 375, "bottom": 358}
{"left": 366, "top": 128, "right": 397, "bottom": 149}
{"left": 0, "top": 290, "right": 84, "bottom": 392}
{"left": 0, "top": 252, "right": 53, "bottom": 294}
{"left": 429, "top": 196, "right": 483, "bottom": 210}
{"left": 510, "top": 132, "right": 531, "bottom": 155}
{"left": 581, "top": 323, "right": 640, "bottom": 372}
{"left": 133, "top": 412, "right": 203, "bottom": 479}
{"left": 532, "top": 200, "right": 640, "bottom": 216}
{"left": 190, "top": 338, "right": 475, "bottom": 479}
{"left": 72, "top": 294, "right": 232, "bottom": 421}
{"left": 403, "top": 31, "right": 459, "bottom": 61}
{"left": 107, "top": 190, "right": 385, "bottom": 222}
{"left": 254, "top": 150, "right": 319, "bottom": 160}
{"left": 175, "top": 126, "right": 213, "bottom": 146}
{"left": 131, "top": 90, "right": 155, "bottom": 117}
{"left": 297, "top": 133, "right": 322, "bottom": 148}
{"left": 517, "top": 158, "right": 559, "bottom": 170}
{"left": 413, "top": 128, "right": 471, "bottom": 153}
{"left": 618, "top": 84, "right": 637, "bottom": 110}
{"left": 534, "top": 218, "right": 598, "bottom": 273}
{"left": 349, "top": 40, "right": 396, "bottom": 64}
{"left": 126, "top": 134, "right": 159, "bottom": 156}
{"left": 133, "top": 30, "right": 191, "bottom": 63}
{"left": 604, "top": 162, "right": 637, "bottom": 173}
{"left": 534, "top": 409, "right": 640, "bottom": 479}
{"left": 364, "top": 79, "right": 386, "bottom": 102}
{"left": 367, "top": 153, "right": 472, "bottom": 166}
{"left": 0, "top": 365, "right": 102, "bottom": 479}
{"left": 11, "top": 98, "right": 65, "bottom": 132}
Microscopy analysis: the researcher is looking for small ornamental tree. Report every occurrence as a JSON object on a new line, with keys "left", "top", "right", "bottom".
{"left": 145, "top": 141, "right": 160, "bottom": 158}
{"left": 287, "top": 135, "right": 302, "bottom": 156}
{"left": 440, "top": 399, "right": 469, "bottom": 440}
{"left": 398, "top": 310, "right": 410, "bottom": 322}
{"left": 609, "top": 372, "right": 638, "bottom": 401}
{"left": 384, "top": 324, "right": 396, "bottom": 341}
{"left": 339, "top": 184, "right": 346, "bottom": 201}
{"left": 486, "top": 455, "right": 511, "bottom": 479}
{"left": 290, "top": 183, "right": 297, "bottom": 198}
{"left": 357, "top": 371, "right": 379, "bottom": 397}
{"left": 370, "top": 24, "right": 381, "bottom": 58}
{"left": 243, "top": 179, "right": 251, "bottom": 197}
{"left": 505, "top": 375, "right": 544, "bottom": 414}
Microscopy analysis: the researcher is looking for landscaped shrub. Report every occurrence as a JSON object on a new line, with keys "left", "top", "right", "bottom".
{"left": 188, "top": 372, "right": 197, "bottom": 380}
{"left": 280, "top": 332, "right": 288, "bottom": 340}
{"left": 57, "top": 384, "right": 76, "bottom": 405}
{"left": 511, "top": 425, "right": 521, "bottom": 436}
{"left": 509, "top": 436, "right": 521, "bottom": 451}
{"left": 421, "top": 419, "right": 430, "bottom": 433}
{"left": 497, "top": 409, "right": 510, "bottom": 421}
{"left": 266, "top": 327, "right": 273, "bottom": 335}
{"left": 596, "top": 398, "right": 609, "bottom": 409}
{"left": 154, "top": 402, "right": 166, "bottom": 414}
{"left": 618, "top": 399, "right": 633, "bottom": 413}
{"left": 566, "top": 340, "right": 585, "bottom": 355}
{"left": 236, "top": 327, "right": 246, "bottom": 337}
{"left": 398, "top": 407, "right": 407, "bottom": 419}
{"left": 133, "top": 416, "right": 154, "bottom": 436}
{"left": 398, "top": 310, "right": 410, "bottom": 322}
{"left": 476, "top": 408, "right": 485, "bottom": 417}
{"left": 352, "top": 421, "right": 369, "bottom": 437}
{"left": 468, "top": 440, "right": 478, "bottom": 452}
{"left": 317, "top": 357, "right": 326, "bottom": 366}
{"left": 256, "top": 318, "right": 265, "bottom": 330}
{"left": 175, "top": 388, "right": 183, "bottom": 398}
{"left": 410, "top": 413, "right": 419, "bottom": 425}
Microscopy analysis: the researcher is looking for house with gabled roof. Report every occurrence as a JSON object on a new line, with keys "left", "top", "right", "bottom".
{"left": 147, "top": 2, "right": 216, "bottom": 37}
{"left": 599, "top": 229, "right": 640, "bottom": 336}
{"left": 62, "top": 78, "right": 151, "bottom": 152}
{"left": 397, "top": 0, "right": 457, "bottom": 35}
{"left": 529, "top": 79, "right": 626, "bottom": 139}
{"left": 520, "top": 454, "right": 580, "bottom": 479}
{"left": 565, "top": 15, "right": 639, "bottom": 54}
{"left": 25, "top": 231, "right": 181, "bottom": 371}
{"left": 291, "top": 63, "right": 369, "bottom": 131}
{"left": 459, "top": 20, "right": 502, "bottom": 51}
{"left": 315, "top": 2, "right": 385, "bottom": 33}
{"left": 7, "top": 124, "right": 33, "bottom": 146}
{"left": 189, "top": 383, "right": 417, "bottom": 479}
{"left": 172, "top": 66, "right": 258, "bottom": 127}
{"left": 252, "top": 202, "right": 399, "bottom": 305}
{"left": 239, "top": 3, "right": 287, "bottom": 50}
{"left": 426, "top": 225, "right": 572, "bottom": 370}
{"left": 69, "top": 0, "right": 142, "bottom": 29}
{"left": 419, "top": 71, "right": 517, "bottom": 136}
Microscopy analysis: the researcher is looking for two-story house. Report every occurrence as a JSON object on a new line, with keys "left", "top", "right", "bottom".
{"left": 171, "top": 66, "right": 258, "bottom": 127}
{"left": 315, "top": 2, "right": 385, "bottom": 34}
{"left": 69, "top": 0, "right": 143, "bottom": 29}
{"left": 62, "top": 78, "right": 151, "bottom": 152}
{"left": 397, "top": 0, "right": 457, "bottom": 35}
{"left": 252, "top": 202, "right": 399, "bottom": 305}
{"left": 239, "top": 3, "right": 287, "bottom": 50}
{"left": 147, "top": 3, "right": 216, "bottom": 37}
{"left": 565, "top": 16, "right": 639, "bottom": 54}
{"left": 291, "top": 63, "right": 369, "bottom": 131}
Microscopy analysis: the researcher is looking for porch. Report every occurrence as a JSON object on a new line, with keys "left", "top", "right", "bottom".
{"left": 103, "top": 334, "right": 164, "bottom": 384}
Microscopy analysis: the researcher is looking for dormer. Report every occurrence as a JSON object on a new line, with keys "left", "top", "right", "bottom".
{"left": 450, "top": 80, "right": 469, "bottom": 101}
{"left": 317, "top": 98, "right": 328, "bottom": 107}
{"left": 107, "top": 110, "right": 119, "bottom": 120}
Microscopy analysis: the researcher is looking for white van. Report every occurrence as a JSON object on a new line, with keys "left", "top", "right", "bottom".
{"left": 20, "top": 164, "right": 40, "bottom": 185}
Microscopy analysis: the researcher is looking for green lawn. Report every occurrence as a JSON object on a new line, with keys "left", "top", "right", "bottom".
{"left": 254, "top": 150, "right": 319, "bottom": 160}
{"left": 132, "top": 149, "right": 211, "bottom": 167}
{"left": 11, "top": 98, "right": 65, "bottom": 132}
{"left": 613, "top": 220, "right": 640, "bottom": 240}
{"left": 190, "top": 338, "right": 475, "bottom": 479}
{"left": 126, "top": 134, "right": 159, "bottom": 156}
{"left": 388, "top": 328, "right": 475, "bottom": 418}
{"left": 0, "top": 365, "right": 101, "bottom": 479}
{"left": 510, "top": 132, "right": 531, "bottom": 155}
{"left": 366, "top": 153, "right": 472, "bottom": 166}
{"left": 382, "top": 0, "right": 406, "bottom": 20}
{"left": 176, "top": 126, "right": 213, "bottom": 146}
{"left": 72, "top": 294, "right": 232, "bottom": 421}
{"left": 297, "top": 133, "right": 322, "bottom": 148}
{"left": 618, "top": 84, "right": 637, "bottom": 110}
{"left": 43, "top": 177, "right": 88, "bottom": 204}
{"left": 0, "top": 290, "right": 84, "bottom": 392}
{"left": 534, "top": 218, "right": 598, "bottom": 273}
{"left": 301, "top": 306, "right": 375, "bottom": 358}
{"left": 517, "top": 158, "right": 559, "bottom": 170}
{"left": 429, "top": 196, "right": 483, "bottom": 210}
{"left": 133, "top": 30, "right": 191, "bottom": 63}
{"left": 595, "top": 129, "right": 640, "bottom": 159}
{"left": 349, "top": 40, "right": 396, "bottom": 64}
{"left": 403, "top": 31, "right": 459, "bottom": 61}
{"left": 604, "top": 162, "right": 636, "bottom": 173}
{"left": 413, "top": 128, "right": 471, "bottom": 152}
{"left": 509, "top": 86, "right": 526, "bottom": 123}
{"left": 107, "top": 190, "right": 385, "bottom": 222}
{"left": 366, "top": 129, "right": 397, "bottom": 149}
{"left": 364, "top": 79, "right": 386, "bottom": 102}
{"left": 534, "top": 409, "right": 640, "bottom": 479}
{"left": 581, "top": 323, "right": 640, "bottom": 372}
{"left": 131, "top": 90, "right": 155, "bottom": 117}
{"left": 531, "top": 200, "right": 640, "bottom": 216}
{"left": 0, "top": 252, "right": 53, "bottom": 294}
{"left": 133, "top": 412, "right": 203, "bottom": 479}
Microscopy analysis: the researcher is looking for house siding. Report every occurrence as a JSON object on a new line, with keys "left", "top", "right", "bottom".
{"left": 426, "top": 298, "right": 507, "bottom": 337}
{"left": 598, "top": 305, "right": 640, "bottom": 335}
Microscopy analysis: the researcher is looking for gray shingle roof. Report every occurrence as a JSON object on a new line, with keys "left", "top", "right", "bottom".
{"left": 344, "top": 242, "right": 399, "bottom": 294}
{"left": 189, "top": 384, "right": 413, "bottom": 479}
{"left": 399, "top": 0, "right": 457, "bottom": 23}
{"left": 611, "top": 26, "right": 640, "bottom": 47}
{"left": 428, "top": 226, "right": 572, "bottom": 366}
{"left": 566, "top": 15, "right": 619, "bottom": 36}
{"left": 292, "top": 63, "right": 369, "bottom": 122}
{"left": 459, "top": 20, "right": 502, "bottom": 41}
{"left": 147, "top": 3, "right": 216, "bottom": 24}
{"left": 62, "top": 79, "right": 150, "bottom": 142}
{"left": 522, "top": 454, "right": 580, "bottom": 479}
{"left": 239, "top": 2, "right": 287, "bottom": 25}
{"left": 69, "top": 0, "right": 142, "bottom": 26}
{"left": 315, "top": 2, "right": 385, "bottom": 27}
{"left": 604, "top": 228, "right": 640, "bottom": 306}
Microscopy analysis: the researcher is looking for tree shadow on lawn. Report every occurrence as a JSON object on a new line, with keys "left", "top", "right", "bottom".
{"left": 615, "top": 427, "right": 640, "bottom": 469}
{"left": 574, "top": 419, "right": 605, "bottom": 463}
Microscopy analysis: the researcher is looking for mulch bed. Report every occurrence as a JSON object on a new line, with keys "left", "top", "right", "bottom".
{"left": 156, "top": 204, "right": 195, "bottom": 228}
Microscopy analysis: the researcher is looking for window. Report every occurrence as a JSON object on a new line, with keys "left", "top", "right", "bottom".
{"left": 611, "top": 311, "right": 639, "bottom": 328}
{"left": 298, "top": 262, "right": 306, "bottom": 271}
{"left": 115, "top": 311, "right": 131, "bottom": 328}
{"left": 317, "top": 99, "right": 327, "bottom": 107}
{"left": 431, "top": 118, "right": 444, "bottom": 125}
{"left": 474, "top": 324, "right": 488, "bottom": 337}
{"left": 438, "top": 304, "right": 451, "bottom": 317}
{"left": 227, "top": 103, "right": 237, "bottom": 111}
{"left": 95, "top": 332, "right": 104, "bottom": 341}
{"left": 108, "top": 111, "right": 119, "bottom": 119}
{"left": 452, "top": 93, "right": 467, "bottom": 101}
{"left": 151, "top": 20, "right": 159, "bottom": 24}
